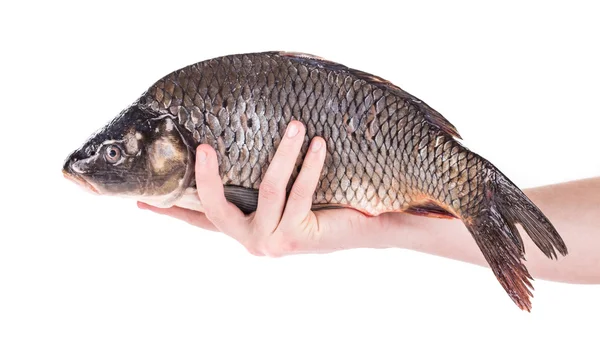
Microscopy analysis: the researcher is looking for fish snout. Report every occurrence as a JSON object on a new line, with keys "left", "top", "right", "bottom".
{"left": 62, "top": 151, "right": 100, "bottom": 194}
{"left": 63, "top": 148, "right": 94, "bottom": 174}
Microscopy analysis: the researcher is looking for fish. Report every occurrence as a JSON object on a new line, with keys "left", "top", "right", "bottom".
{"left": 62, "top": 51, "right": 567, "bottom": 311}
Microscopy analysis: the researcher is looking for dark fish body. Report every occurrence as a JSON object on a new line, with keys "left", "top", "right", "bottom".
{"left": 138, "top": 52, "right": 470, "bottom": 216}
{"left": 63, "top": 51, "right": 567, "bottom": 311}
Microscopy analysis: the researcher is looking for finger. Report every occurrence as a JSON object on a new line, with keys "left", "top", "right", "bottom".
{"left": 137, "top": 201, "right": 217, "bottom": 231}
{"left": 281, "top": 137, "right": 326, "bottom": 225}
{"left": 195, "top": 145, "right": 249, "bottom": 241}
{"left": 253, "top": 120, "right": 306, "bottom": 233}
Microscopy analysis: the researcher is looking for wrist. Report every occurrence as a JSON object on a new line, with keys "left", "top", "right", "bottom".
{"left": 343, "top": 212, "right": 409, "bottom": 250}
{"left": 371, "top": 212, "right": 409, "bottom": 249}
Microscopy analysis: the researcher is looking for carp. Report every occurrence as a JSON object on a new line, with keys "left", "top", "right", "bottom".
{"left": 63, "top": 51, "right": 567, "bottom": 311}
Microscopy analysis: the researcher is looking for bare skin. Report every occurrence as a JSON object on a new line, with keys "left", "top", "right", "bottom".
{"left": 139, "top": 121, "right": 600, "bottom": 284}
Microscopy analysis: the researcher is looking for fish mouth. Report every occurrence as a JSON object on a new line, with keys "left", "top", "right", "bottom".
{"left": 62, "top": 169, "right": 100, "bottom": 195}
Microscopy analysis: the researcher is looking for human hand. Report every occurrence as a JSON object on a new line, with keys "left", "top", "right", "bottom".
{"left": 138, "top": 121, "right": 397, "bottom": 257}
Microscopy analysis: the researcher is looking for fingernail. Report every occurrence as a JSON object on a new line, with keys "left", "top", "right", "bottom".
{"left": 286, "top": 123, "right": 298, "bottom": 138}
{"left": 311, "top": 139, "right": 322, "bottom": 152}
{"left": 197, "top": 149, "right": 207, "bottom": 164}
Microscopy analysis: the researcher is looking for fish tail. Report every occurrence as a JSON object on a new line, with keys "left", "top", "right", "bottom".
{"left": 462, "top": 164, "right": 568, "bottom": 311}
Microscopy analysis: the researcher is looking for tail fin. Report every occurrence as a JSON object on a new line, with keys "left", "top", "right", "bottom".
{"left": 464, "top": 166, "right": 568, "bottom": 311}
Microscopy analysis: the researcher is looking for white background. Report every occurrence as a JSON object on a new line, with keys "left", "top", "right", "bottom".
{"left": 1, "top": 1, "right": 599, "bottom": 344}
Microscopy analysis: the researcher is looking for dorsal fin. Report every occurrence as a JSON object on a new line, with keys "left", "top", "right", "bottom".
{"left": 278, "top": 51, "right": 329, "bottom": 62}
{"left": 406, "top": 95, "right": 462, "bottom": 140}
{"left": 277, "top": 51, "right": 462, "bottom": 140}
{"left": 278, "top": 51, "right": 351, "bottom": 71}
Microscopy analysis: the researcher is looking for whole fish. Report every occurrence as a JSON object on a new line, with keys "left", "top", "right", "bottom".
{"left": 63, "top": 51, "right": 567, "bottom": 311}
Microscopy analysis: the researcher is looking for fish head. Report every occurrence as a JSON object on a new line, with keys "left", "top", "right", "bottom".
{"left": 62, "top": 105, "right": 195, "bottom": 207}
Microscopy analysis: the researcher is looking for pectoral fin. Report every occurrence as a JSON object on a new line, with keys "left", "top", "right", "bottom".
{"left": 223, "top": 186, "right": 259, "bottom": 214}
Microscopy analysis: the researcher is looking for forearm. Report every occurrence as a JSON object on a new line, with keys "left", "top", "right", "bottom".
{"left": 382, "top": 177, "right": 600, "bottom": 284}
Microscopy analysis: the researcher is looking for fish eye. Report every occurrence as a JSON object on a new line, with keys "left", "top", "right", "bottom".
{"left": 104, "top": 145, "right": 122, "bottom": 164}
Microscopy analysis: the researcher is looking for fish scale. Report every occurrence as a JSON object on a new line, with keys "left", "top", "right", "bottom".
{"left": 64, "top": 51, "right": 568, "bottom": 311}
{"left": 150, "top": 53, "right": 403, "bottom": 213}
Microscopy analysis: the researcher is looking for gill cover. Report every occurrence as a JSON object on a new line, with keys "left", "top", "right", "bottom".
{"left": 63, "top": 107, "right": 195, "bottom": 207}
{"left": 142, "top": 116, "right": 195, "bottom": 207}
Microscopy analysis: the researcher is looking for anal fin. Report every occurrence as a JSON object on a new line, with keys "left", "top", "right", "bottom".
{"left": 404, "top": 200, "right": 457, "bottom": 219}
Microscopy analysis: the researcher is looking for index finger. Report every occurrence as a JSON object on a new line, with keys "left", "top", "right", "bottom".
{"left": 253, "top": 121, "right": 306, "bottom": 233}
{"left": 281, "top": 137, "right": 326, "bottom": 226}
